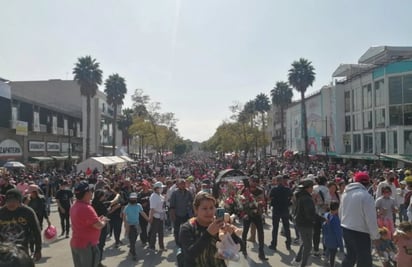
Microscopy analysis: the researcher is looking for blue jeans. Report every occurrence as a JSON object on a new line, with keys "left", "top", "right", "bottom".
{"left": 341, "top": 227, "right": 372, "bottom": 267}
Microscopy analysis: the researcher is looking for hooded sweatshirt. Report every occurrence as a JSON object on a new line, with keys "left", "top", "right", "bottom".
{"left": 339, "top": 182, "right": 380, "bottom": 240}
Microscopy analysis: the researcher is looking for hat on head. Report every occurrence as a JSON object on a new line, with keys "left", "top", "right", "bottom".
{"left": 5, "top": 188, "right": 23, "bottom": 202}
{"left": 306, "top": 174, "right": 316, "bottom": 181}
{"left": 153, "top": 181, "right": 165, "bottom": 189}
{"left": 129, "top": 192, "right": 138, "bottom": 199}
{"left": 298, "top": 178, "right": 314, "bottom": 189}
{"left": 186, "top": 176, "right": 194, "bottom": 182}
{"left": 400, "top": 180, "right": 407, "bottom": 185}
{"left": 141, "top": 180, "right": 150, "bottom": 187}
{"left": 354, "top": 172, "right": 370, "bottom": 183}
{"left": 74, "top": 181, "right": 90, "bottom": 194}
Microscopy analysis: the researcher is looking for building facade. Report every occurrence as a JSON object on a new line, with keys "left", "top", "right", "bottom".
{"left": 0, "top": 79, "right": 121, "bottom": 167}
{"left": 279, "top": 46, "right": 412, "bottom": 165}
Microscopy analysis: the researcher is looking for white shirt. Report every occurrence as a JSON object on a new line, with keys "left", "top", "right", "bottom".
{"left": 150, "top": 192, "right": 165, "bottom": 219}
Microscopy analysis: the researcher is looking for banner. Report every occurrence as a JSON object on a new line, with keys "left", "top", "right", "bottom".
{"left": 47, "top": 142, "right": 60, "bottom": 152}
{"left": 16, "top": 121, "right": 28, "bottom": 136}
{"left": 29, "top": 141, "right": 45, "bottom": 152}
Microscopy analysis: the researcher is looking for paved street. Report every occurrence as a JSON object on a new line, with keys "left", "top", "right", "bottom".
{"left": 36, "top": 203, "right": 379, "bottom": 267}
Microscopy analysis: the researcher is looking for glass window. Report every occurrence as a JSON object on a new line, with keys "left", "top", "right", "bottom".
{"left": 375, "top": 132, "right": 386, "bottom": 154}
{"left": 353, "top": 113, "right": 362, "bottom": 131}
{"left": 363, "top": 133, "right": 373, "bottom": 153}
{"left": 389, "top": 76, "right": 402, "bottom": 105}
{"left": 374, "top": 79, "right": 384, "bottom": 107}
{"left": 344, "top": 91, "right": 350, "bottom": 113}
{"left": 353, "top": 88, "right": 362, "bottom": 111}
{"left": 363, "top": 84, "right": 372, "bottom": 109}
{"left": 403, "top": 74, "right": 412, "bottom": 104}
{"left": 375, "top": 108, "right": 385, "bottom": 128}
{"left": 388, "top": 131, "right": 398, "bottom": 154}
{"left": 353, "top": 134, "right": 361, "bottom": 153}
{"left": 389, "top": 106, "right": 403, "bottom": 126}
{"left": 363, "top": 111, "right": 372, "bottom": 129}
{"left": 405, "top": 130, "right": 412, "bottom": 155}
{"left": 404, "top": 104, "right": 412, "bottom": 125}
{"left": 345, "top": 115, "right": 351, "bottom": 132}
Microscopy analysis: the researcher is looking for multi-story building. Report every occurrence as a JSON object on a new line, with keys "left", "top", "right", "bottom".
{"left": 281, "top": 46, "right": 412, "bottom": 165}
{"left": 0, "top": 78, "right": 121, "bottom": 167}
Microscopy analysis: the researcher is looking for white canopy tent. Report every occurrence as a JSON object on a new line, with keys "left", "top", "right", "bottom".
{"left": 76, "top": 156, "right": 129, "bottom": 173}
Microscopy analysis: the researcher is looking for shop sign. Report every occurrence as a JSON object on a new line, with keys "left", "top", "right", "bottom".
{"left": 0, "top": 139, "right": 22, "bottom": 157}
{"left": 16, "top": 121, "right": 28, "bottom": 136}
{"left": 47, "top": 142, "right": 60, "bottom": 152}
{"left": 29, "top": 141, "right": 45, "bottom": 152}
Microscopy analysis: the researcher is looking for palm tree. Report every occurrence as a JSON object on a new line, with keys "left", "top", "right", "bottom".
{"left": 288, "top": 58, "right": 315, "bottom": 159}
{"left": 254, "top": 93, "right": 271, "bottom": 158}
{"left": 271, "top": 81, "right": 293, "bottom": 152}
{"left": 73, "top": 56, "right": 103, "bottom": 159}
{"left": 118, "top": 108, "right": 134, "bottom": 154}
{"left": 104, "top": 74, "right": 127, "bottom": 156}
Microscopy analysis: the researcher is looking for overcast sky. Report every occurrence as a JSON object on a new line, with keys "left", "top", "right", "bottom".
{"left": 2, "top": 0, "right": 412, "bottom": 142}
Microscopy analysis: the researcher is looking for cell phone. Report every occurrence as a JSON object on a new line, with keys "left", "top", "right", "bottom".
{"left": 215, "top": 208, "right": 225, "bottom": 220}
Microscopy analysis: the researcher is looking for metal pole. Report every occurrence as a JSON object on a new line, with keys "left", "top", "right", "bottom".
{"left": 325, "top": 116, "right": 328, "bottom": 165}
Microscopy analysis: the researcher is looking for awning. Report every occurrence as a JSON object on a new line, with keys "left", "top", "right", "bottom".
{"left": 120, "top": 155, "right": 135, "bottom": 162}
{"left": 30, "top": 156, "right": 53, "bottom": 161}
{"left": 380, "top": 154, "right": 412, "bottom": 164}
{"left": 52, "top": 156, "right": 68, "bottom": 160}
{"left": 337, "top": 154, "right": 380, "bottom": 160}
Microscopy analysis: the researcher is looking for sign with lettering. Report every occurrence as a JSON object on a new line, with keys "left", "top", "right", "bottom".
{"left": 29, "top": 141, "right": 45, "bottom": 152}
{"left": 0, "top": 139, "right": 22, "bottom": 157}
{"left": 16, "top": 121, "right": 28, "bottom": 136}
{"left": 47, "top": 142, "right": 60, "bottom": 152}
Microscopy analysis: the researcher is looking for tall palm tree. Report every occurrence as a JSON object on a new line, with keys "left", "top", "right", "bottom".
{"left": 118, "top": 108, "right": 134, "bottom": 154}
{"left": 288, "top": 58, "right": 316, "bottom": 159}
{"left": 73, "top": 56, "right": 103, "bottom": 159}
{"left": 254, "top": 93, "right": 271, "bottom": 158}
{"left": 104, "top": 74, "right": 127, "bottom": 156}
{"left": 271, "top": 81, "right": 293, "bottom": 152}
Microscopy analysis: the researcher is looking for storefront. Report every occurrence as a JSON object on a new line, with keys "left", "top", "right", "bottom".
{"left": 0, "top": 138, "right": 23, "bottom": 165}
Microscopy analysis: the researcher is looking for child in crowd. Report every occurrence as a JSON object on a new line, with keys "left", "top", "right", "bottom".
{"left": 376, "top": 227, "right": 396, "bottom": 267}
{"left": 322, "top": 202, "right": 343, "bottom": 267}
{"left": 122, "top": 192, "right": 149, "bottom": 261}
{"left": 376, "top": 186, "right": 397, "bottom": 237}
{"left": 393, "top": 221, "right": 412, "bottom": 267}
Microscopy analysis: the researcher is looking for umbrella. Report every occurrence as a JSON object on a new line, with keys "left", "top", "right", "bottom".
{"left": 3, "top": 161, "right": 26, "bottom": 168}
{"left": 213, "top": 169, "right": 247, "bottom": 198}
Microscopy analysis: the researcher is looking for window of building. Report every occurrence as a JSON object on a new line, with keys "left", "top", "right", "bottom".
{"left": 363, "top": 84, "right": 372, "bottom": 109}
{"left": 363, "top": 111, "right": 372, "bottom": 129}
{"left": 375, "top": 108, "right": 385, "bottom": 128}
{"left": 363, "top": 133, "right": 373, "bottom": 153}
{"left": 389, "top": 76, "right": 402, "bottom": 105}
{"left": 344, "top": 91, "right": 351, "bottom": 113}
{"left": 403, "top": 74, "right": 412, "bottom": 104}
{"left": 345, "top": 115, "right": 351, "bottom": 132}
{"left": 389, "top": 105, "right": 403, "bottom": 126}
{"left": 353, "top": 88, "right": 362, "bottom": 111}
{"left": 353, "top": 113, "right": 362, "bottom": 131}
{"left": 375, "top": 132, "right": 386, "bottom": 154}
{"left": 404, "top": 104, "right": 412, "bottom": 125}
{"left": 388, "top": 131, "right": 398, "bottom": 154}
{"left": 353, "top": 134, "right": 361, "bottom": 153}
{"left": 374, "top": 79, "right": 384, "bottom": 107}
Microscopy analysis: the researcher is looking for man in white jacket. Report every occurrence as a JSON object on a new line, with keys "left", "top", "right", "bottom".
{"left": 339, "top": 172, "right": 380, "bottom": 267}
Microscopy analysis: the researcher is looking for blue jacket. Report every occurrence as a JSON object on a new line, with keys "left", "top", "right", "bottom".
{"left": 322, "top": 212, "right": 344, "bottom": 249}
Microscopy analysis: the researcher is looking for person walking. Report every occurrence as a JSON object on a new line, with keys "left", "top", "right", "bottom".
{"left": 292, "top": 178, "right": 317, "bottom": 267}
{"left": 269, "top": 175, "right": 292, "bottom": 251}
{"left": 136, "top": 180, "right": 152, "bottom": 246}
{"left": 169, "top": 179, "right": 193, "bottom": 247}
{"left": 0, "top": 188, "right": 42, "bottom": 261}
{"left": 55, "top": 180, "right": 73, "bottom": 238}
{"left": 123, "top": 192, "right": 149, "bottom": 260}
{"left": 340, "top": 172, "right": 381, "bottom": 267}
{"left": 148, "top": 181, "right": 167, "bottom": 251}
{"left": 91, "top": 189, "right": 109, "bottom": 267}
{"left": 70, "top": 181, "right": 109, "bottom": 267}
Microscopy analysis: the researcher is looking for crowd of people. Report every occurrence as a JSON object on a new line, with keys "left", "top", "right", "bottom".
{"left": 0, "top": 156, "right": 412, "bottom": 267}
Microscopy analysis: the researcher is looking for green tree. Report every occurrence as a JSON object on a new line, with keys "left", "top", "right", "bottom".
{"left": 254, "top": 93, "right": 271, "bottom": 158}
{"left": 104, "top": 73, "right": 127, "bottom": 155}
{"left": 271, "top": 81, "right": 293, "bottom": 151}
{"left": 73, "top": 56, "right": 103, "bottom": 159}
{"left": 118, "top": 108, "right": 134, "bottom": 154}
{"left": 288, "top": 58, "right": 316, "bottom": 158}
